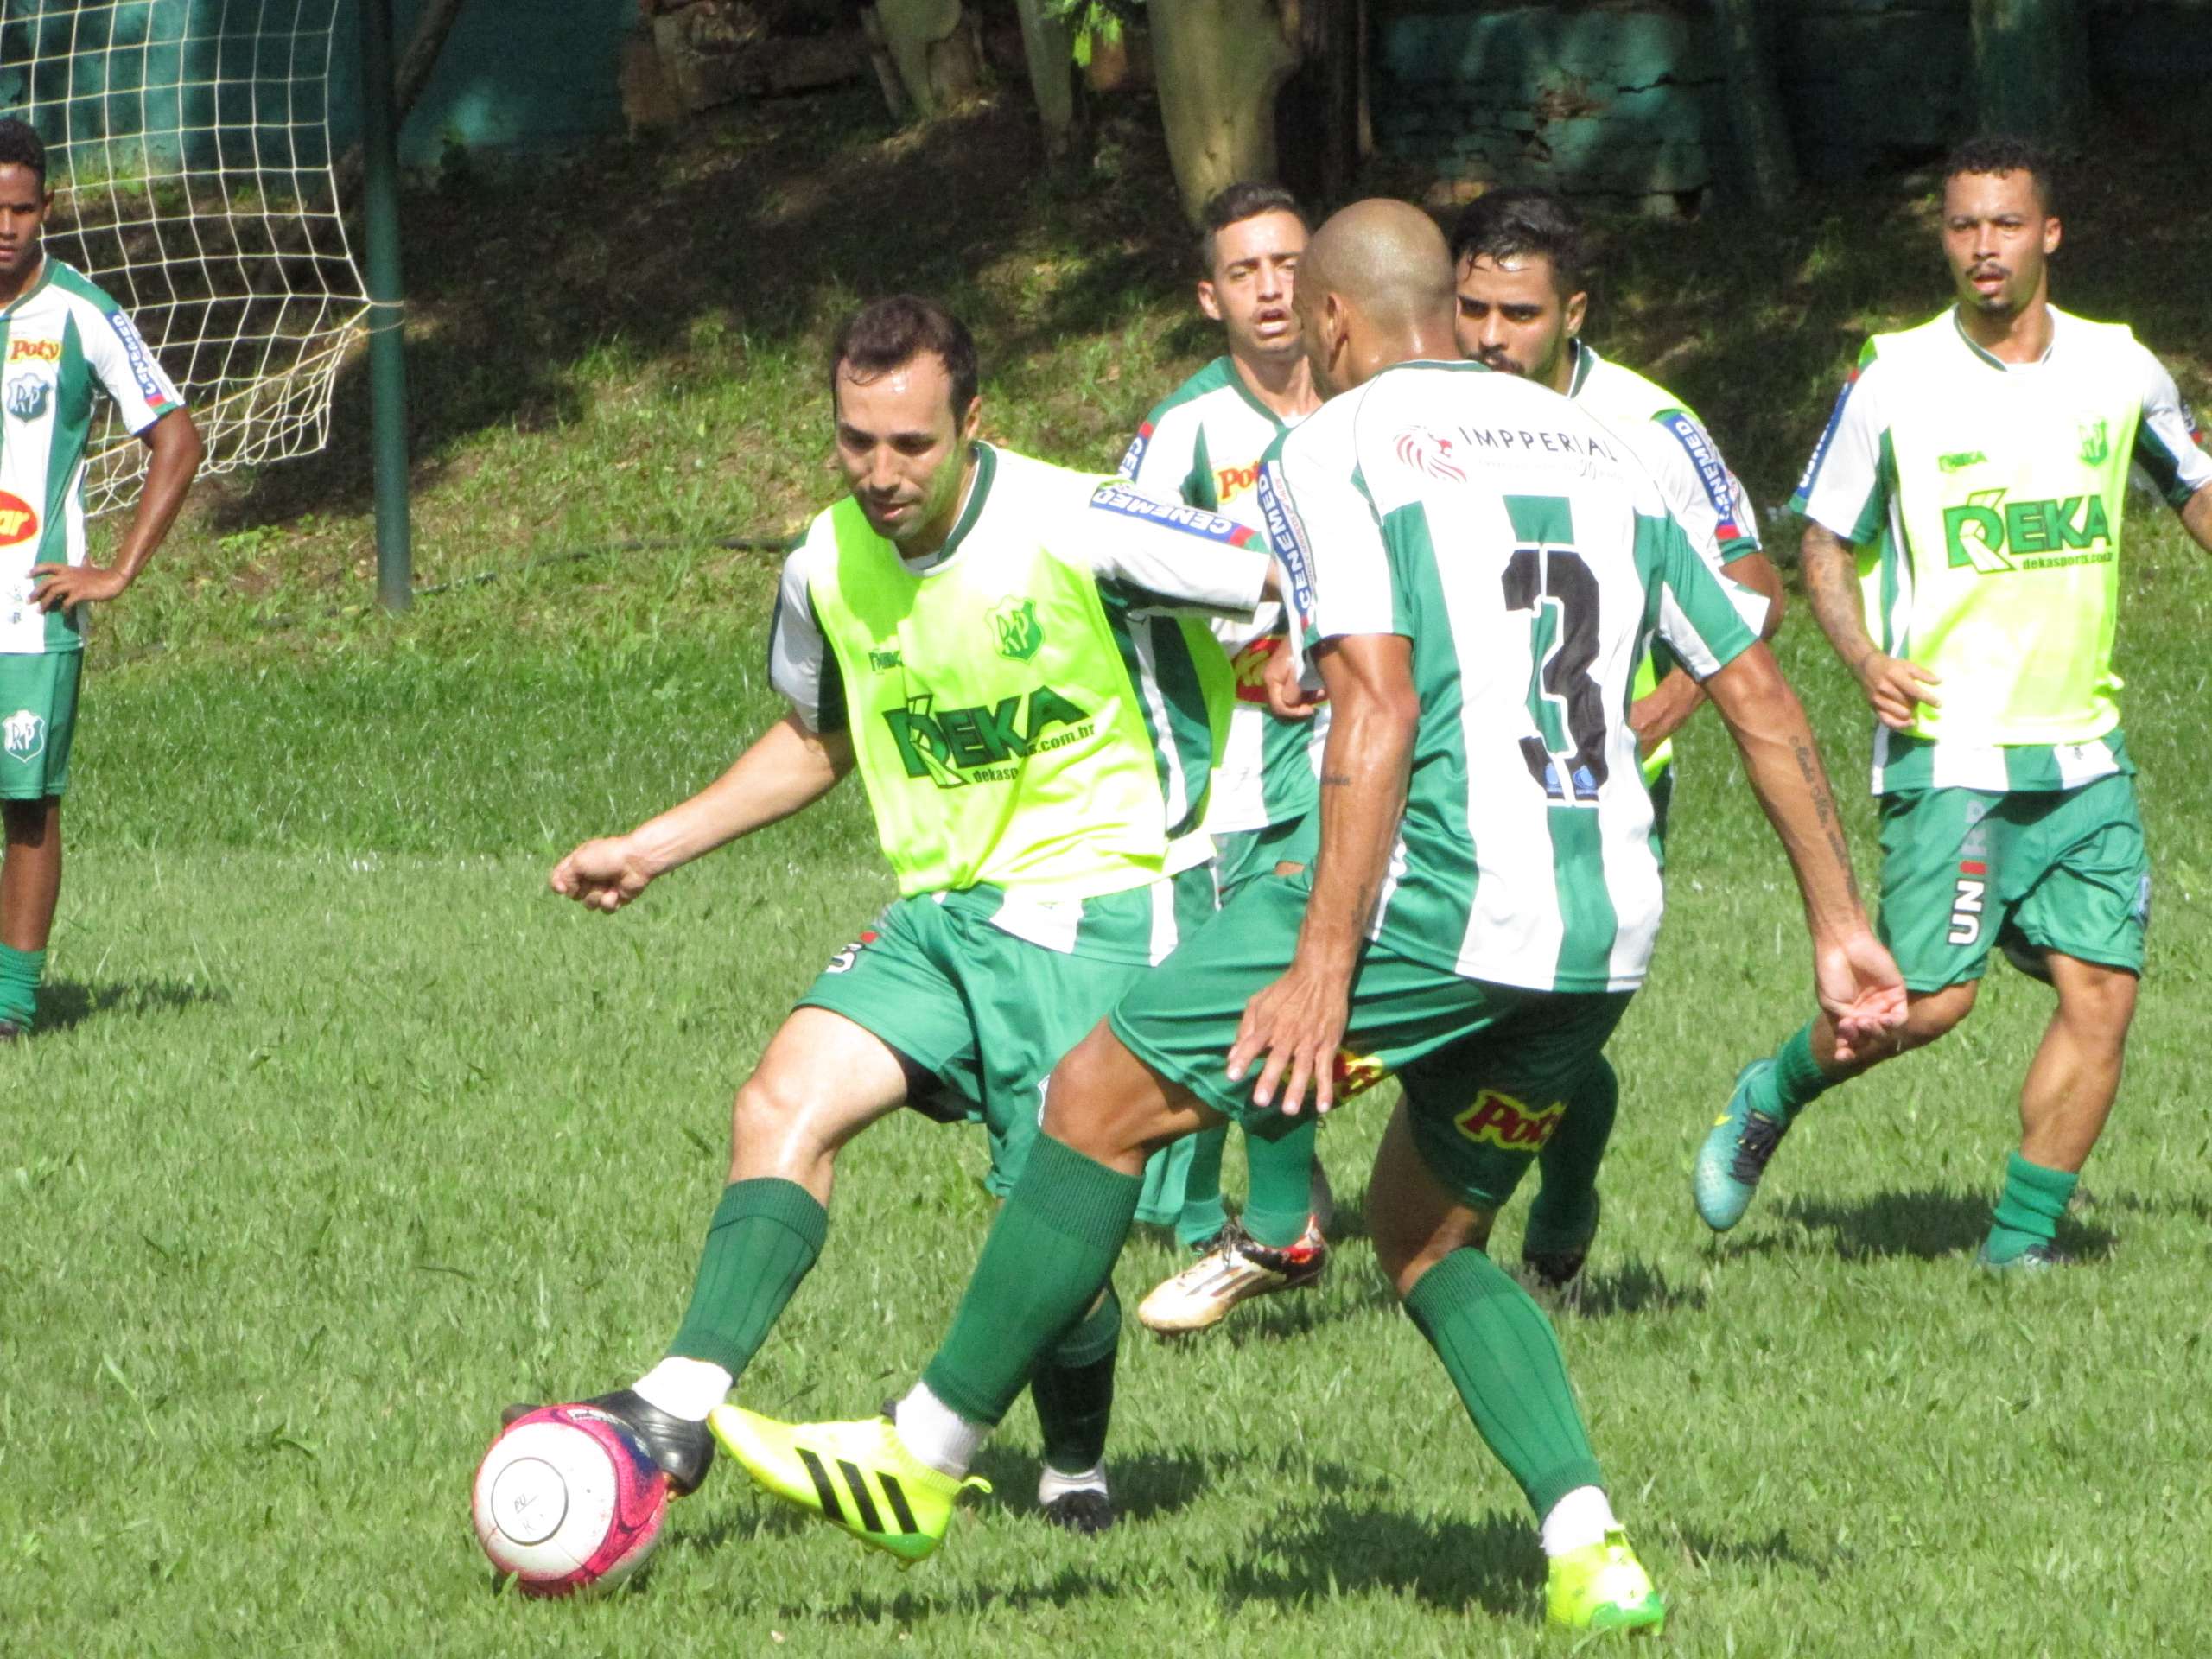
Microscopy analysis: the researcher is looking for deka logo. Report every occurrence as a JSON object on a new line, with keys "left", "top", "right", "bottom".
{"left": 1943, "top": 489, "right": 2112, "bottom": 573}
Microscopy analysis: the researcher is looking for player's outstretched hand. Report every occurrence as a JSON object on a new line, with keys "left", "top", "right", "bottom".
{"left": 1227, "top": 962, "right": 1350, "bottom": 1118}
{"left": 550, "top": 836, "right": 653, "bottom": 912}
{"left": 1812, "top": 926, "right": 1908, "bottom": 1064}
{"left": 1262, "top": 643, "right": 1321, "bottom": 722}
{"left": 1854, "top": 651, "right": 1941, "bottom": 731}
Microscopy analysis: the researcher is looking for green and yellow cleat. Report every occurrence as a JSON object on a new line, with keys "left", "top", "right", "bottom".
{"left": 1545, "top": 1530, "right": 1667, "bottom": 1633}
{"left": 709, "top": 1405, "right": 990, "bottom": 1567}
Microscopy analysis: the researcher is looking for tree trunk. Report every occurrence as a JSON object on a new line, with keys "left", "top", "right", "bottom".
{"left": 1150, "top": 0, "right": 1302, "bottom": 223}
{"left": 1970, "top": 0, "right": 2088, "bottom": 145}
{"left": 869, "top": 0, "right": 986, "bottom": 120}
{"left": 1711, "top": 0, "right": 1798, "bottom": 208}
{"left": 1014, "top": 0, "right": 1084, "bottom": 164}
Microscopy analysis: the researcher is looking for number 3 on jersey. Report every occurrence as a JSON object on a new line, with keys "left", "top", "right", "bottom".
{"left": 1501, "top": 495, "right": 1609, "bottom": 805}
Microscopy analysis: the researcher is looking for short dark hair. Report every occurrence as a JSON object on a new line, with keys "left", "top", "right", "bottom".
{"left": 1942, "top": 135, "right": 2058, "bottom": 215}
{"left": 0, "top": 118, "right": 48, "bottom": 188}
{"left": 1449, "top": 188, "right": 1588, "bottom": 298}
{"left": 830, "top": 295, "right": 978, "bottom": 420}
{"left": 1198, "top": 181, "right": 1306, "bottom": 273}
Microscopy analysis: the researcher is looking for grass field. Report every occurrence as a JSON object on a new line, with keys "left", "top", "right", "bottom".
{"left": 7, "top": 90, "right": 2212, "bottom": 1656}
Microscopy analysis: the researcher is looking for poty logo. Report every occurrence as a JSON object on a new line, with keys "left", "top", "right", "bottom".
{"left": 1394, "top": 426, "right": 1467, "bottom": 484}
{"left": 1230, "top": 634, "right": 1280, "bottom": 704}
{"left": 1331, "top": 1048, "right": 1390, "bottom": 1099}
{"left": 0, "top": 490, "right": 38, "bottom": 547}
{"left": 7, "top": 336, "right": 59, "bottom": 363}
{"left": 2, "top": 708, "right": 44, "bottom": 761}
{"left": 1453, "top": 1090, "right": 1564, "bottom": 1151}
{"left": 1213, "top": 461, "right": 1261, "bottom": 504}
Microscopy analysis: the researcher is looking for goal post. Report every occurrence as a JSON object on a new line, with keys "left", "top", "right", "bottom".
{"left": 2, "top": 0, "right": 372, "bottom": 518}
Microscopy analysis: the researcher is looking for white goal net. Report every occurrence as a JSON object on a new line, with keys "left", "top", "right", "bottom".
{"left": 3, "top": 0, "right": 369, "bottom": 514}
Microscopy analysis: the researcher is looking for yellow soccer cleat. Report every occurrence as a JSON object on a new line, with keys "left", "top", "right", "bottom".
{"left": 1545, "top": 1529, "right": 1667, "bottom": 1633}
{"left": 710, "top": 1405, "right": 990, "bottom": 1567}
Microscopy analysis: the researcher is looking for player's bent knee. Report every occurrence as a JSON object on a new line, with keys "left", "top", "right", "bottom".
{"left": 1044, "top": 1023, "right": 1203, "bottom": 1160}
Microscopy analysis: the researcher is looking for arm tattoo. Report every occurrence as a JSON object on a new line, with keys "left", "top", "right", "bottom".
{"left": 1319, "top": 771, "right": 1353, "bottom": 787}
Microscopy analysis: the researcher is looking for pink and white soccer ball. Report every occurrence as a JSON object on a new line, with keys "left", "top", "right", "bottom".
{"left": 472, "top": 1404, "right": 670, "bottom": 1597}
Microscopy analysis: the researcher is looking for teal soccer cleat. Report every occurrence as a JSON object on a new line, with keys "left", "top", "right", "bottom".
{"left": 1693, "top": 1060, "right": 1789, "bottom": 1232}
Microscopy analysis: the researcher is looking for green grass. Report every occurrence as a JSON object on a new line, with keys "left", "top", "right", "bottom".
{"left": 6, "top": 90, "right": 2212, "bottom": 1656}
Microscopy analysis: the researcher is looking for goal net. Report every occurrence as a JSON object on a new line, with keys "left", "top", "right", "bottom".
{"left": 3, "top": 0, "right": 369, "bottom": 515}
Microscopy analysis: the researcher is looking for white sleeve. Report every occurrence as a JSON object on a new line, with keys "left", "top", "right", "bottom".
{"left": 1260, "top": 424, "right": 1397, "bottom": 647}
{"left": 1647, "top": 407, "right": 1762, "bottom": 556}
{"left": 1117, "top": 397, "right": 1199, "bottom": 496}
{"left": 1083, "top": 481, "right": 1271, "bottom": 617}
{"left": 766, "top": 541, "right": 845, "bottom": 734}
{"left": 1792, "top": 353, "right": 1890, "bottom": 544}
{"left": 77, "top": 296, "right": 185, "bottom": 435}
{"left": 2131, "top": 345, "right": 2212, "bottom": 509}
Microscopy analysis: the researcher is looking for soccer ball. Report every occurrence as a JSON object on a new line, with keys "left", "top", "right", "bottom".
{"left": 472, "top": 1404, "right": 670, "bottom": 1597}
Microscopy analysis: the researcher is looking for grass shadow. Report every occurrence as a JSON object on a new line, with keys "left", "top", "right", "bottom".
{"left": 1566, "top": 1256, "right": 1707, "bottom": 1319}
{"left": 1743, "top": 1187, "right": 2116, "bottom": 1263}
{"left": 38, "top": 976, "right": 226, "bottom": 1033}
{"left": 966, "top": 1445, "right": 1208, "bottom": 1525}
{"left": 1224, "top": 1500, "right": 1540, "bottom": 1619}
{"left": 1678, "top": 1523, "right": 1841, "bottom": 1578}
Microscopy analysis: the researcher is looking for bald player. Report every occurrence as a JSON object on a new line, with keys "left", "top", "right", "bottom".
{"left": 714, "top": 201, "right": 1904, "bottom": 1635}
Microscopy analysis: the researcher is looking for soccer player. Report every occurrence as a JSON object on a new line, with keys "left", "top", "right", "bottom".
{"left": 715, "top": 202, "right": 1906, "bottom": 1631}
{"left": 1694, "top": 137, "right": 2212, "bottom": 1268}
{"left": 1449, "top": 187, "right": 1784, "bottom": 1294}
{"left": 0, "top": 118, "right": 202, "bottom": 1041}
{"left": 1120, "top": 181, "right": 1333, "bottom": 1334}
{"left": 513, "top": 295, "right": 1281, "bottom": 1534}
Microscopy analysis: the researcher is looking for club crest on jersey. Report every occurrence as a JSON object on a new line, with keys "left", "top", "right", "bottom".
{"left": 988, "top": 596, "right": 1044, "bottom": 662}
{"left": 5, "top": 372, "right": 49, "bottom": 422}
{"left": 2078, "top": 419, "right": 2110, "bottom": 466}
{"left": 1395, "top": 426, "right": 1467, "bottom": 485}
{"left": 1454, "top": 1090, "right": 1564, "bottom": 1151}
{"left": 2, "top": 708, "right": 44, "bottom": 762}
{"left": 0, "top": 490, "right": 37, "bottom": 547}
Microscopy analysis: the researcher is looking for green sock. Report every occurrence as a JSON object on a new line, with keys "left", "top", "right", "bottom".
{"left": 666, "top": 1179, "right": 828, "bottom": 1378}
{"left": 1176, "top": 1124, "right": 1230, "bottom": 1249}
{"left": 1402, "top": 1247, "right": 1605, "bottom": 1520}
{"left": 1242, "top": 1120, "right": 1319, "bottom": 1249}
{"left": 923, "top": 1135, "right": 1141, "bottom": 1427}
{"left": 1983, "top": 1152, "right": 2075, "bottom": 1263}
{"left": 1527, "top": 1057, "right": 1617, "bottom": 1249}
{"left": 0, "top": 943, "right": 43, "bottom": 1028}
{"left": 1750, "top": 1020, "right": 1836, "bottom": 1127}
{"left": 1030, "top": 1286, "right": 1120, "bottom": 1473}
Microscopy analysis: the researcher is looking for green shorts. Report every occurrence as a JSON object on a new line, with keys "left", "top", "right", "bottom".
{"left": 1877, "top": 774, "right": 2149, "bottom": 990}
{"left": 0, "top": 649, "right": 79, "bottom": 800}
{"left": 794, "top": 868, "right": 1215, "bottom": 1224}
{"left": 1211, "top": 810, "right": 1320, "bottom": 906}
{"left": 1108, "top": 873, "right": 1630, "bottom": 1211}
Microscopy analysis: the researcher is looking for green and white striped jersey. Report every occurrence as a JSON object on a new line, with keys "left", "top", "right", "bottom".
{"left": 1796, "top": 305, "right": 2212, "bottom": 795}
{"left": 1258, "top": 359, "right": 1764, "bottom": 994}
{"left": 0, "top": 257, "right": 185, "bottom": 654}
{"left": 1569, "top": 341, "right": 1764, "bottom": 781}
{"left": 1121, "top": 355, "right": 1320, "bottom": 832}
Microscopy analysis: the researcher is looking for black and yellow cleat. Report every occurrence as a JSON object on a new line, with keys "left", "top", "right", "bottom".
{"left": 712, "top": 1406, "right": 990, "bottom": 1567}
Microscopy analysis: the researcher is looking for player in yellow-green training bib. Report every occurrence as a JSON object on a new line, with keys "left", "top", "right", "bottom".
{"left": 504, "top": 296, "right": 1278, "bottom": 1535}
{"left": 1698, "top": 138, "right": 2212, "bottom": 1273}
{"left": 0, "top": 119, "right": 201, "bottom": 1040}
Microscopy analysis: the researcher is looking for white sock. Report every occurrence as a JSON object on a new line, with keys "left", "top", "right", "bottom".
{"left": 1539, "top": 1484, "right": 1619, "bottom": 1559}
{"left": 1037, "top": 1461, "right": 1109, "bottom": 1505}
{"left": 891, "top": 1382, "right": 988, "bottom": 1478}
{"left": 631, "top": 1357, "right": 733, "bottom": 1422}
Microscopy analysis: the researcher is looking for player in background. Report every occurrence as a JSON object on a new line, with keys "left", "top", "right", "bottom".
{"left": 1448, "top": 186, "right": 1783, "bottom": 1295}
{"left": 1120, "top": 181, "right": 1333, "bottom": 1335}
{"left": 715, "top": 202, "right": 1905, "bottom": 1631}
{"left": 1694, "top": 138, "right": 2212, "bottom": 1268}
{"left": 511, "top": 296, "right": 1280, "bottom": 1535}
{"left": 0, "top": 118, "right": 202, "bottom": 1041}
